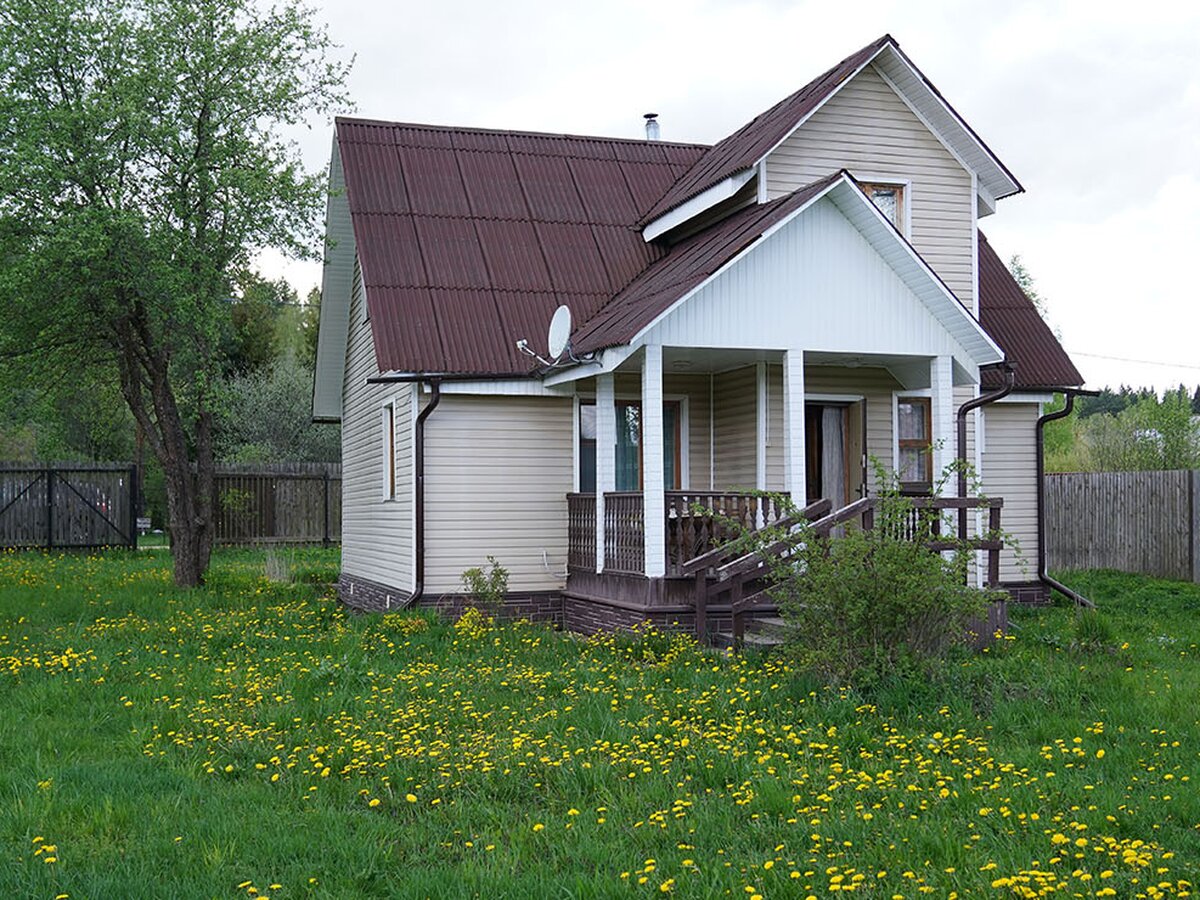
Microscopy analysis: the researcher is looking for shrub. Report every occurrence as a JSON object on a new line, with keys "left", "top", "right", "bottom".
{"left": 460, "top": 556, "right": 509, "bottom": 611}
{"left": 747, "top": 471, "right": 1001, "bottom": 687}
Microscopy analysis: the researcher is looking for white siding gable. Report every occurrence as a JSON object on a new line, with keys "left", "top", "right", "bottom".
{"left": 643, "top": 196, "right": 979, "bottom": 372}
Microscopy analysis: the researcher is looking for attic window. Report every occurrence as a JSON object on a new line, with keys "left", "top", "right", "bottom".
{"left": 861, "top": 183, "right": 904, "bottom": 230}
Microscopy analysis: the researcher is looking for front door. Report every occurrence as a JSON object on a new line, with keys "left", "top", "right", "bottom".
{"left": 805, "top": 401, "right": 867, "bottom": 506}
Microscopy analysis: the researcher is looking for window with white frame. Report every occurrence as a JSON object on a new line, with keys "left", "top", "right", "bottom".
{"left": 382, "top": 401, "right": 396, "bottom": 500}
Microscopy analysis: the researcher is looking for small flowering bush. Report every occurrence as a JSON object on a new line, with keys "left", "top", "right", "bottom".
{"left": 737, "top": 467, "right": 1003, "bottom": 687}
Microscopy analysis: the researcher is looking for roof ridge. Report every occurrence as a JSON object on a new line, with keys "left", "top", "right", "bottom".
{"left": 638, "top": 35, "right": 894, "bottom": 224}
{"left": 335, "top": 116, "right": 711, "bottom": 150}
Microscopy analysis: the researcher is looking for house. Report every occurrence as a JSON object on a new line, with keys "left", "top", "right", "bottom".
{"left": 312, "top": 34, "right": 1085, "bottom": 633}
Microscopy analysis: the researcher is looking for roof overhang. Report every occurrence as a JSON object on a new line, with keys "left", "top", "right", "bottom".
{"left": 311, "top": 139, "right": 353, "bottom": 423}
{"left": 642, "top": 169, "right": 755, "bottom": 242}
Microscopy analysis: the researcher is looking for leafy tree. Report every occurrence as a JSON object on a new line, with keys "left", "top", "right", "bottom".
{"left": 1084, "top": 391, "right": 1200, "bottom": 472}
{"left": 216, "top": 355, "right": 339, "bottom": 463}
{"left": 0, "top": 0, "right": 349, "bottom": 585}
{"left": 300, "top": 287, "right": 323, "bottom": 368}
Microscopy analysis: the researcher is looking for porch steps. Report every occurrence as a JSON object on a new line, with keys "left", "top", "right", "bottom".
{"left": 711, "top": 614, "right": 797, "bottom": 651}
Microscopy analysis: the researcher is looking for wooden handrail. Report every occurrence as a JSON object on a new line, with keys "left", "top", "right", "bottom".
{"left": 678, "top": 498, "right": 831, "bottom": 577}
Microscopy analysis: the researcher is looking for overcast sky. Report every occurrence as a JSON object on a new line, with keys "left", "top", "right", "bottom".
{"left": 262, "top": 0, "right": 1200, "bottom": 393}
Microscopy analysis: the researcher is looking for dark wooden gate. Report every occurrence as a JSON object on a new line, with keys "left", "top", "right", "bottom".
{"left": 0, "top": 463, "right": 137, "bottom": 549}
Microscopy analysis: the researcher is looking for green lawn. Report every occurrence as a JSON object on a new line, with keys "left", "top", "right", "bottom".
{"left": 0, "top": 550, "right": 1197, "bottom": 898}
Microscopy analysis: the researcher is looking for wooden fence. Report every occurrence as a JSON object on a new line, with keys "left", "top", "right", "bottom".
{"left": 1044, "top": 470, "right": 1200, "bottom": 582}
{"left": 214, "top": 462, "right": 341, "bottom": 546}
{"left": 0, "top": 463, "right": 137, "bottom": 549}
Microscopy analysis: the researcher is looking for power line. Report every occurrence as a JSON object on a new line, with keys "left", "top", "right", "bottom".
{"left": 1067, "top": 350, "right": 1200, "bottom": 372}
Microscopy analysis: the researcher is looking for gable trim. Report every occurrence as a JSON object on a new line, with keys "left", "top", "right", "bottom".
{"left": 312, "top": 139, "right": 354, "bottom": 423}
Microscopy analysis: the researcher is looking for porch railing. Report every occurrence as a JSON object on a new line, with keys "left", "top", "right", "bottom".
{"left": 665, "top": 492, "right": 789, "bottom": 577}
{"left": 565, "top": 491, "right": 789, "bottom": 576}
{"left": 566, "top": 493, "right": 596, "bottom": 570}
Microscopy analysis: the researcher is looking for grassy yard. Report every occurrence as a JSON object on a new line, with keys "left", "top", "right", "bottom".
{"left": 0, "top": 550, "right": 1197, "bottom": 899}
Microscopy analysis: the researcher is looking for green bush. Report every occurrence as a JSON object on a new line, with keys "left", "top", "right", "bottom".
{"left": 460, "top": 556, "right": 509, "bottom": 610}
{"left": 748, "top": 473, "right": 1001, "bottom": 688}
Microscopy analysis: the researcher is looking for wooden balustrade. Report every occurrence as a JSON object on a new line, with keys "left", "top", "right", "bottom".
{"left": 603, "top": 492, "right": 644, "bottom": 575}
{"left": 566, "top": 491, "right": 785, "bottom": 577}
{"left": 684, "top": 495, "right": 1006, "bottom": 647}
{"left": 664, "top": 491, "right": 788, "bottom": 576}
{"left": 566, "top": 493, "right": 596, "bottom": 571}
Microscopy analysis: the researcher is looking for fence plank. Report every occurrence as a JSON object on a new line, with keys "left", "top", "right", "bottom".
{"left": 213, "top": 463, "right": 341, "bottom": 546}
{"left": 1045, "top": 470, "right": 1194, "bottom": 581}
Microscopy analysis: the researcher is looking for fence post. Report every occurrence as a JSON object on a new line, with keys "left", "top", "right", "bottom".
{"left": 322, "top": 467, "right": 331, "bottom": 548}
{"left": 45, "top": 467, "right": 55, "bottom": 550}
{"left": 1191, "top": 469, "right": 1199, "bottom": 585}
{"left": 129, "top": 464, "right": 139, "bottom": 550}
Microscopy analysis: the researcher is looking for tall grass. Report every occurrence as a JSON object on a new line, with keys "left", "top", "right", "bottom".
{"left": 0, "top": 551, "right": 1197, "bottom": 898}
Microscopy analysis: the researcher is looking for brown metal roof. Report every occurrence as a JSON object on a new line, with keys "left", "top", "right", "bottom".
{"left": 336, "top": 108, "right": 1073, "bottom": 385}
{"left": 337, "top": 118, "right": 707, "bottom": 375}
{"left": 572, "top": 174, "right": 843, "bottom": 354}
{"left": 977, "top": 231, "right": 1084, "bottom": 390}
{"left": 640, "top": 36, "right": 893, "bottom": 224}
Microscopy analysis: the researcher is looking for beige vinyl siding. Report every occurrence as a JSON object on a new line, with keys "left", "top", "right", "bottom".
{"left": 981, "top": 402, "right": 1040, "bottom": 583}
{"left": 664, "top": 373, "right": 712, "bottom": 490}
{"left": 424, "top": 395, "right": 574, "bottom": 593}
{"left": 764, "top": 65, "right": 976, "bottom": 309}
{"left": 340, "top": 260, "right": 415, "bottom": 594}
{"left": 712, "top": 366, "right": 757, "bottom": 489}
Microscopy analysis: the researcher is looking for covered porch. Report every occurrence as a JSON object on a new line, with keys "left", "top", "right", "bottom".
{"left": 559, "top": 344, "right": 981, "bottom": 597}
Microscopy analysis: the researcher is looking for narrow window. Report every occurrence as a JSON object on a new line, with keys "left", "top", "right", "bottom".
{"left": 861, "top": 182, "right": 904, "bottom": 230}
{"left": 896, "top": 396, "right": 931, "bottom": 493}
{"left": 382, "top": 402, "right": 396, "bottom": 500}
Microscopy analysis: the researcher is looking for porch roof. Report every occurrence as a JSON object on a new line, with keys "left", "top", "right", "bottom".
{"left": 570, "top": 172, "right": 1004, "bottom": 371}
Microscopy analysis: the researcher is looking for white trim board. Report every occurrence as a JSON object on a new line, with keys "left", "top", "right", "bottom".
{"left": 643, "top": 169, "right": 756, "bottom": 242}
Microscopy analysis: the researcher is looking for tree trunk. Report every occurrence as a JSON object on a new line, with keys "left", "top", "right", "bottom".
{"left": 116, "top": 324, "right": 214, "bottom": 588}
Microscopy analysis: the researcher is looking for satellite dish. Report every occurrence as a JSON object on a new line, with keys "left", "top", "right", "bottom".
{"left": 547, "top": 305, "right": 571, "bottom": 359}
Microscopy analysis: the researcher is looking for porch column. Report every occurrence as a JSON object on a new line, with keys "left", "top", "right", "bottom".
{"left": 595, "top": 372, "right": 616, "bottom": 573}
{"left": 931, "top": 355, "right": 955, "bottom": 495}
{"left": 642, "top": 344, "right": 667, "bottom": 577}
{"left": 782, "top": 349, "right": 806, "bottom": 505}
{"left": 755, "top": 362, "right": 768, "bottom": 491}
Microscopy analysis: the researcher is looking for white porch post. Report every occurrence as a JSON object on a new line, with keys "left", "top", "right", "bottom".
{"left": 642, "top": 344, "right": 667, "bottom": 577}
{"left": 755, "top": 362, "right": 768, "bottom": 491}
{"left": 931, "top": 355, "right": 955, "bottom": 494}
{"left": 782, "top": 350, "right": 806, "bottom": 505}
{"left": 595, "top": 373, "right": 616, "bottom": 573}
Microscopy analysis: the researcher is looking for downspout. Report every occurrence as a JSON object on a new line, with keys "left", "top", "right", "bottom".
{"left": 956, "top": 362, "right": 1015, "bottom": 539}
{"left": 1036, "top": 392, "right": 1095, "bottom": 608}
{"left": 410, "top": 378, "right": 442, "bottom": 606}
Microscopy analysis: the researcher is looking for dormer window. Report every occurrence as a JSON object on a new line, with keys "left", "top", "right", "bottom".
{"left": 861, "top": 182, "right": 905, "bottom": 231}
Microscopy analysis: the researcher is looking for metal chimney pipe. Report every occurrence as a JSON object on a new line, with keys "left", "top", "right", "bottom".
{"left": 644, "top": 113, "right": 660, "bottom": 141}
